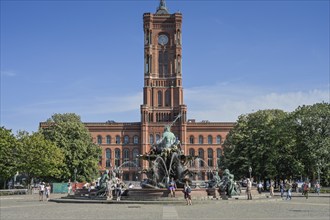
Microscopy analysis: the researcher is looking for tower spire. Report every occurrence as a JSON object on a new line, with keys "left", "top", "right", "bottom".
{"left": 156, "top": 0, "right": 169, "bottom": 14}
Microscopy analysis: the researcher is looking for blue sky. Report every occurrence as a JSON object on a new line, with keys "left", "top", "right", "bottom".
{"left": 1, "top": 0, "right": 329, "bottom": 134}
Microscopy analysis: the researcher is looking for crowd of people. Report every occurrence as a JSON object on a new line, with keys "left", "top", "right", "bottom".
{"left": 38, "top": 174, "right": 322, "bottom": 203}
{"left": 250, "top": 179, "right": 320, "bottom": 200}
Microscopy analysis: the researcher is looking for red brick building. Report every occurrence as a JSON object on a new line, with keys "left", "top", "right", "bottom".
{"left": 76, "top": 1, "right": 234, "bottom": 181}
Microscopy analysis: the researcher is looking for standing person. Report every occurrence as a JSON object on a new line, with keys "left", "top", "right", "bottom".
{"left": 269, "top": 181, "right": 274, "bottom": 198}
{"left": 280, "top": 182, "right": 284, "bottom": 198}
{"left": 257, "top": 182, "right": 263, "bottom": 194}
{"left": 39, "top": 182, "right": 45, "bottom": 201}
{"left": 246, "top": 178, "right": 252, "bottom": 200}
{"left": 67, "top": 179, "right": 72, "bottom": 195}
{"left": 168, "top": 177, "right": 177, "bottom": 197}
{"left": 115, "top": 178, "right": 122, "bottom": 201}
{"left": 315, "top": 182, "right": 321, "bottom": 195}
{"left": 303, "top": 181, "right": 309, "bottom": 199}
{"left": 286, "top": 182, "right": 292, "bottom": 200}
{"left": 184, "top": 181, "right": 192, "bottom": 205}
{"left": 45, "top": 183, "right": 51, "bottom": 201}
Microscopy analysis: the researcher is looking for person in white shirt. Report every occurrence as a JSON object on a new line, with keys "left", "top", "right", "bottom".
{"left": 246, "top": 179, "right": 252, "bottom": 200}
{"left": 39, "top": 182, "right": 45, "bottom": 201}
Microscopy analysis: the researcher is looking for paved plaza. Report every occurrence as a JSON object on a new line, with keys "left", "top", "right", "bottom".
{"left": 1, "top": 193, "right": 329, "bottom": 220}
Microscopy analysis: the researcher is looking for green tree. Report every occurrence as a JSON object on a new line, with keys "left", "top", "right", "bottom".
{"left": 17, "top": 131, "right": 64, "bottom": 186}
{"left": 40, "top": 113, "right": 101, "bottom": 182}
{"left": 291, "top": 103, "right": 330, "bottom": 185}
{"left": 0, "top": 127, "right": 21, "bottom": 189}
{"left": 222, "top": 109, "right": 295, "bottom": 181}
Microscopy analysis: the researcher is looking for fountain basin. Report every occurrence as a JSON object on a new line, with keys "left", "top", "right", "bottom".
{"left": 127, "top": 188, "right": 211, "bottom": 201}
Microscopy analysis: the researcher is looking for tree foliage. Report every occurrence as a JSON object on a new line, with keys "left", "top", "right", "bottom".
{"left": 0, "top": 127, "right": 21, "bottom": 188}
{"left": 17, "top": 131, "right": 65, "bottom": 184}
{"left": 40, "top": 113, "right": 101, "bottom": 182}
{"left": 222, "top": 103, "right": 330, "bottom": 185}
{"left": 290, "top": 103, "right": 330, "bottom": 185}
{"left": 222, "top": 109, "right": 291, "bottom": 181}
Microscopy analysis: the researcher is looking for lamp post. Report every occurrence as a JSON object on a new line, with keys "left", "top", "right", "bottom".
{"left": 74, "top": 168, "right": 77, "bottom": 182}
{"left": 317, "top": 163, "right": 321, "bottom": 184}
{"left": 74, "top": 168, "right": 77, "bottom": 192}
{"left": 249, "top": 166, "right": 252, "bottom": 179}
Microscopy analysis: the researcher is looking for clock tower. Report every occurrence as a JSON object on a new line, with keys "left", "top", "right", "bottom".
{"left": 140, "top": 0, "right": 187, "bottom": 157}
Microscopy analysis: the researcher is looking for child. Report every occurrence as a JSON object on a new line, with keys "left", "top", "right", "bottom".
{"left": 168, "top": 177, "right": 177, "bottom": 197}
{"left": 184, "top": 181, "right": 192, "bottom": 205}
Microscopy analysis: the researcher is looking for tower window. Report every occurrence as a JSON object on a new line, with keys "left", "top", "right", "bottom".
{"left": 158, "top": 51, "right": 168, "bottom": 77}
{"left": 158, "top": 91, "right": 162, "bottom": 106}
{"left": 165, "top": 90, "right": 170, "bottom": 106}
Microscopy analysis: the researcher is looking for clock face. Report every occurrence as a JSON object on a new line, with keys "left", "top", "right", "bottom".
{"left": 158, "top": 34, "right": 168, "bottom": 45}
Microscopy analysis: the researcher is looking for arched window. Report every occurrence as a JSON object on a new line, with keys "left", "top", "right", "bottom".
{"left": 123, "top": 149, "right": 129, "bottom": 166}
{"left": 150, "top": 134, "right": 154, "bottom": 144}
{"left": 208, "top": 148, "right": 213, "bottom": 167}
{"left": 189, "top": 148, "right": 195, "bottom": 167}
{"left": 165, "top": 90, "right": 170, "bottom": 106}
{"left": 159, "top": 51, "right": 168, "bottom": 77}
{"left": 106, "top": 135, "right": 111, "bottom": 144}
{"left": 198, "top": 135, "right": 203, "bottom": 144}
{"left": 189, "top": 135, "right": 194, "bottom": 144}
{"left": 216, "top": 135, "right": 221, "bottom": 144}
{"left": 156, "top": 134, "right": 160, "bottom": 143}
{"left": 133, "top": 148, "right": 140, "bottom": 167}
{"left": 124, "top": 135, "right": 129, "bottom": 144}
{"left": 216, "top": 148, "right": 222, "bottom": 168}
{"left": 115, "top": 149, "right": 120, "bottom": 167}
{"left": 97, "top": 135, "right": 102, "bottom": 145}
{"left": 198, "top": 149, "right": 204, "bottom": 167}
{"left": 208, "top": 135, "right": 213, "bottom": 144}
{"left": 158, "top": 91, "right": 162, "bottom": 106}
{"left": 106, "top": 148, "right": 111, "bottom": 167}
{"left": 133, "top": 136, "right": 139, "bottom": 144}
{"left": 116, "top": 135, "right": 121, "bottom": 144}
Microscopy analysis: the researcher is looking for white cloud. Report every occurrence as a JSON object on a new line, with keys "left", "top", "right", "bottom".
{"left": 3, "top": 83, "right": 329, "bottom": 133}
{"left": 185, "top": 84, "right": 329, "bottom": 122}
{"left": 1, "top": 71, "right": 16, "bottom": 77}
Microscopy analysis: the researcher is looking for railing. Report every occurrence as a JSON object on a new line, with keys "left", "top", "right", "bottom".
{"left": 0, "top": 189, "right": 28, "bottom": 195}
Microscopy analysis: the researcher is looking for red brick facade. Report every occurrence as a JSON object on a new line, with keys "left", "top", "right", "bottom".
{"left": 84, "top": 2, "right": 235, "bottom": 181}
